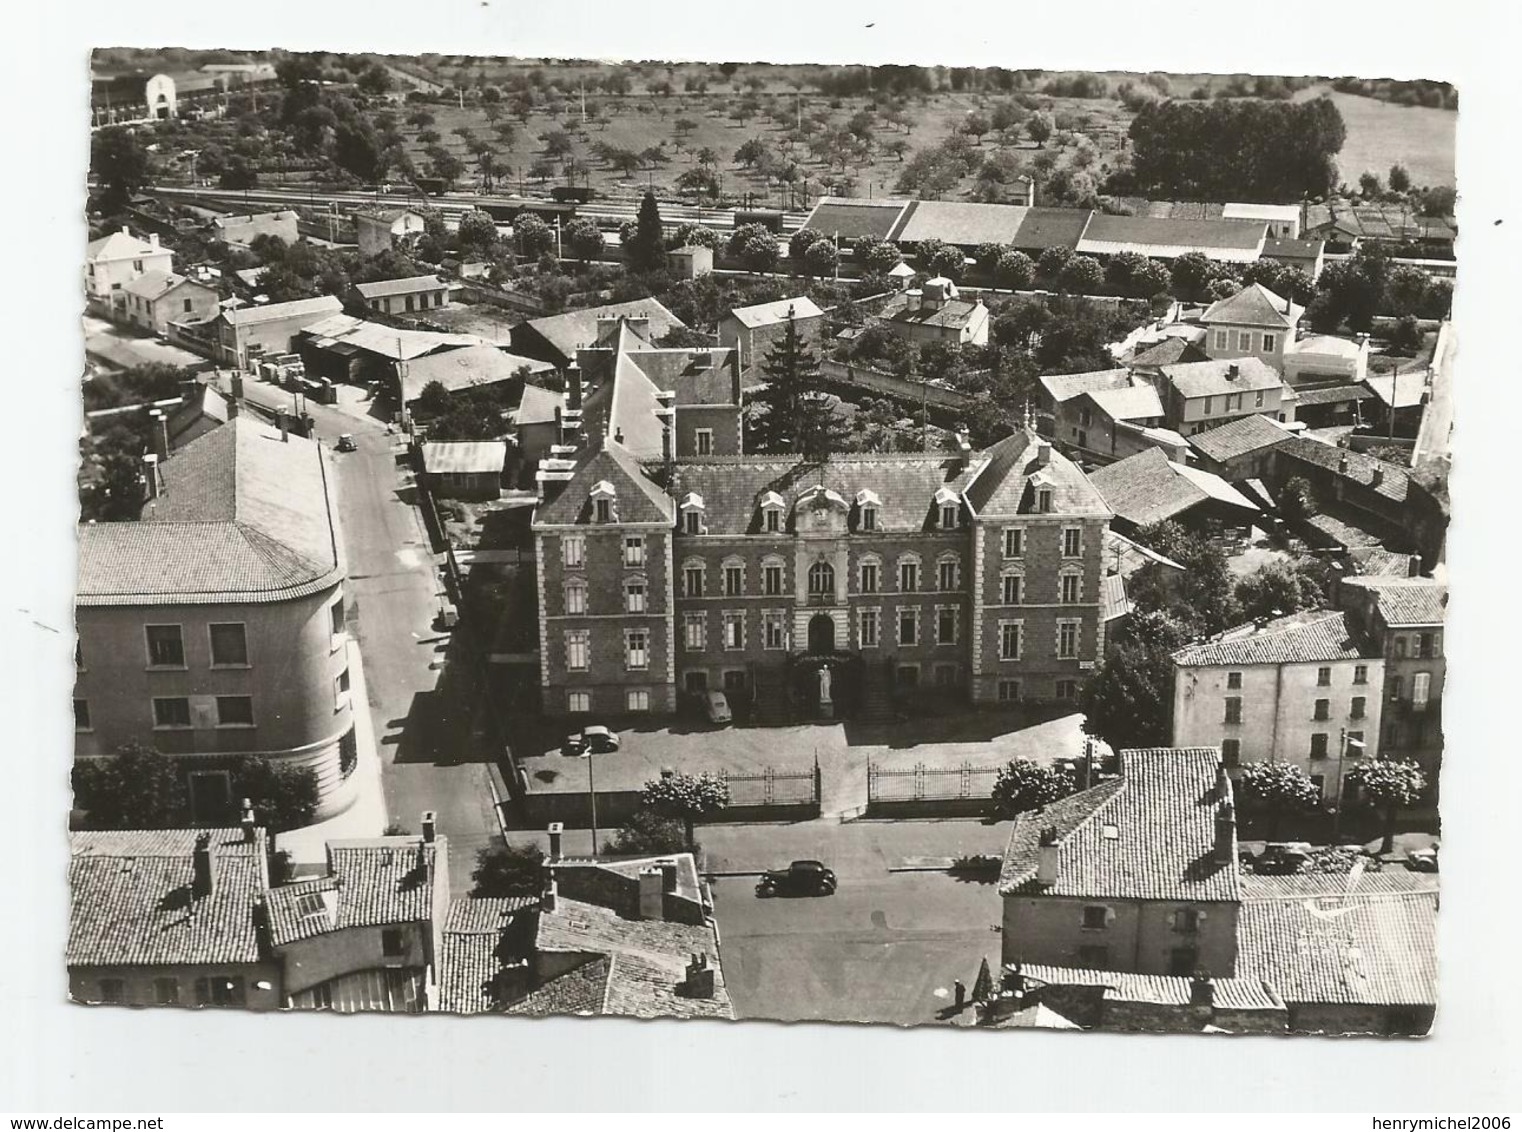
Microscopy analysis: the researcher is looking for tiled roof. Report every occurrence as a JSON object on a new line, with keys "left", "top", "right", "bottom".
{"left": 1018, "top": 964, "right": 1285, "bottom": 1011}
{"left": 1078, "top": 216, "right": 1266, "bottom": 260}
{"left": 892, "top": 199, "right": 1030, "bottom": 247}
{"left": 1199, "top": 284, "right": 1296, "bottom": 329}
{"left": 1305, "top": 509, "right": 1388, "bottom": 549}
{"left": 222, "top": 295, "right": 343, "bottom": 327}
{"left": 502, "top": 956, "right": 612, "bottom": 1015}
{"left": 1188, "top": 413, "right": 1294, "bottom": 463}
{"left": 436, "top": 896, "right": 541, "bottom": 1014}
{"left": 518, "top": 299, "right": 685, "bottom": 363}
{"left": 1238, "top": 882, "right": 1437, "bottom": 1007}
{"left": 1039, "top": 368, "right": 1133, "bottom": 404}
{"left": 401, "top": 345, "right": 553, "bottom": 402}
{"left": 880, "top": 294, "right": 985, "bottom": 331}
{"left": 355, "top": 274, "right": 445, "bottom": 299}
{"left": 303, "top": 314, "right": 493, "bottom": 361}
{"left": 1010, "top": 208, "right": 1093, "bottom": 251}
{"left": 1340, "top": 576, "right": 1448, "bottom": 627}
{"left": 1263, "top": 237, "right": 1325, "bottom": 260}
{"left": 673, "top": 451, "right": 980, "bottom": 535}
{"left": 86, "top": 229, "right": 162, "bottom": 261}
{"left": 799, "top": 197, "right": 912, "bottom": 242}
{"left": 965, "top": 428, "right": 1111, "bottom": 518}
{"left": 1160, "top": 357, "right": 1283, "bottom": 400}
{"left": 76, "top": 418, "right": 343, "bottom": 606}
{"left": 724, "top": 296, "right": 824, "bottom": 330}
{"left": 422, "top": 441, "right": 507, "bottom": 475}
{"left": 265, "top": 837, "right": 443, "bottom": 947}
{"left": 1173, "top": 609, "right": 1373, "bottom": 667}
{"left": 535, "top": 439, "right": 675, "bottom": 526}
{"left": 1241, "top": 871, "right": 1439, "bottom": 900}
{"left": 998, "top": 747, "right": 1241, "bottom": 902}
{"left": 1293, "top": 384, "right": 1372, "bottom": 407}
{"left": 1130, "top": 336, "right": 1210, "bottom": 369}
{"left": 1085, "top": 383, "right": 1165, "bottom": 421}
{"left": 534, "top": 897, "right": 733, "bottom": 1020}
{"left": 123, "top": 270, "right": 206, "bottom": 302}
{"left": 68, "top": 828, "right": 268, "bottom": 968}
{"left": 1346, "top": 546, "right": 1421, "bottom": 578}
{"left": 1090, "top": 447, "right": 1255, "bottom": 528}
{"left": 1275, "top": 437, "right": 1410, "bottom": 504}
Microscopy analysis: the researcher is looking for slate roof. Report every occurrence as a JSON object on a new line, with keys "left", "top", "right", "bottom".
{"left": 892, "top": 199, "right": 1030, "bottom": 246}
{"left": 535, "top": 439, "right": 676, "bottom": 526}
{"left": 222, "top": 295, "right": 343, "bottom": 327}
{"left": 422, "top": 441, "right": 507, "bottom": 476}
{"left": 800, "top": 197, "right": 912, "bottom": 242}
{"left": 1009, "top": 207, "right": 1093, "bottom": 251}
{"left": 1039, "top": 368, "right": 1133, "bottom": 405}
{"left": 1160, "top": 357, "right": 1283, "bottom": 400}
{"left": 1173, "top": 609, "right": 1374, "bottom": 667}
{"left": 1130, "top": 336, "right": 1210, "bottom": 369}
{"left": 265, "top": 837, "right": 442, "bottom": 947}
{"left": 621, "top": 341, "right": 741, "bottom": 407}
{"left": 356, "top": 274, "right": 445, "bottom": 300}
{"left": 517, "top": 298, "right": 685, "bottom": 364}
{"left": 1200, "top": 284, "right": 1297, "bottom": 329}
{"left": 964, "top": 428, "right": 1110, "bottom": 518}
{"left": 1090, "top": 447, "right": 1255, "bottom": 528}
{"left": 1238, "top": 879, "right": 1437, "bottom": 1007}
{"left": 1339, "top": 576, "right": 1448, "bottom": 627}
{"left": 514, "top": 383, "right": 565, "bottom": 427}
{"left": 534, "top": 897, "right": 733, "bottom": 1020}
{"left": 436, "top": 896, "right": 541, "bottom": 1015}
{"left": 998, "top": 747, "right": 1241, "bottom": 902}
{"left": 1018, "top": 964, "right": 1285, "bottom": 1012}
{"left": 76, "top": 418, "right": 343, "bottom": 606}
{"left": 1078, "top": 215, "right": 1266, "bottom": 260}
{"left": 400, "top": 345, "right": 552, "bottom": 402}
{"left": 68, "top": 828, "right": 269, "bottom": 968}
{"left": 724, "top": 296, "right": 824, "bottom": 330}
{"left": 1275, "top": 437, "right": 1411, "bottom": 504}
{"left": 1188, "top": 413, "right": 1294, "bottom": 464}
{"left": 673, "top": 451, "right": 981, "bottom": 535}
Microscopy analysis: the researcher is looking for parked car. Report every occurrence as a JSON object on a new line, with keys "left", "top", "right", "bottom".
{"left": 1253, "top": 842, "right": 1313, "bottom": 875}
{"left": 756, "top": 860, "right": 837, "bottom": 898}
{"left": 702, "top": 690, "right": 732, "bottom": 724}
{"left": 560, "top": 726, "right": 621, "bottom": 756}
{"left": 1406, "top": 846, "right": 1439, "bottom": 873}
{"left": 336, "top": 433, "right": 357, "bottom": 452}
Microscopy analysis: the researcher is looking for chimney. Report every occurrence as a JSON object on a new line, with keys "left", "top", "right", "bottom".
{"left": 226, "top": 397, "right": 240, "bottom": 420}
{"left": 1036, "top": 441, "right": 1052, "bottom": 467}
{"left": 638, "top": 866, "right": 665, "bottom": 921}
{"left": 239, "top": 798, "right": 257, "bottom": 842}
{"left": 1215, "top": 762, "right": 1231, "bottom": 803}
{"left": 1226, "top": 363, "right": 1240, "bottom": 380}
{"left": 566, "top": 365, "right": 583, "bottom": 411}
{"left": 956, "top": 429, "right": 973, "bottom": 470}
{"left": 1214, "top": 802, "right": 1236, "bottom": 865}
{"left": 661, "top": 858, "right": 679, "bottom": 894}
{"left": 1371, "top": 466, "right": 1384, "bottom": 487}
{"left": 661, "top": 418, "right": 673, "bottom": 467}
{"left": 149, "top": 233, "right": 161, "bottom": 250}
{"left": 682, "top": 952, "right": 716, "bottom": 999}
{"left": 1189, "top": 976, "right": 1214, "bottom": 1008}
{"left": 1408, "top": 554, "right": 1422, "bottom": 578}
{"left": 542, "top": 876, "right": 558, "bottom": 913}
{"left": 230, "top": 372, "right": 244, "bottom": 401}
{"left": 421, "top": 810, "right": 437, "bottom": 844}
{"left": 121, "top": 225, "right": 130, "bottom": 236}
{"left": 1036, "top": 826, "right": 1060, "bottom": 886}
{"left": 613, "top": 426, "right": 624, "bottom": 445}
{"left": 546, "top": 822, "right": 564, "bottom": 863}
{"left": 191, "top": 831, "right": 217, "bottom": 898}
{"left": 149, "top": 408, "right": 169, "bottom": 461}
{"left": 142, "top": 453, "right": 161, "bottom": 500}
{"left": 278, "top": 410, "right": 289, "bottom": 443}
{"left": 905, "top": 288, "right": 922, "bottom": 313}
{"left": 1337, "top": 454, "right": 1349, "bottom": 474}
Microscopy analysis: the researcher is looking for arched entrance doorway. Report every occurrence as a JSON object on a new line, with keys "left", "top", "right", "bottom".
{"left": 807, "top": 612, "right": 835, "bottom": 654}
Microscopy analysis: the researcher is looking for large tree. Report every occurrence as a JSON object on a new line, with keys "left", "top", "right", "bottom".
{"left": 640, "top": 772, "right": 729, "bottom": 851}
{"left": 990, "top": 759, "right": 1075, "bottom": 819}
{"left": 1235, "top": 560, "right": 1325, "bottom": 623}
{"left": 748, "top": 312, "right": 845, "bottom": 458}
{"left": 1239, "top": 761, "right": 1321, "bottom": 841}
{"left": 623, "top": 190, "right": 667, "bottom": 274}
{"left": 562, "top": 217, "right": 605, "bottom": 263}
{"left": 1347, "top": 759, "right": 1428, "bottom": 854}
{"left": 227, "top": 755, "right": 319, "bottom": 833}
{"left": 471, "top": 843, "right": 546, "bottom": 896}
{"left": 1080, "top": 610, "right": 1190, "bottom": 752}
{"left": 91, "top": 127, "right": 152, "bottom": 211}
{"left": 72, "top": 742, "right": 187, "bottom": 828}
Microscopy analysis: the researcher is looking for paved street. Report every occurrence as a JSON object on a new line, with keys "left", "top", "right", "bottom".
{"left": 235, "top": 375, "right": 502, "bottom": 895}
{"left": 83, "top": 313, "right": 206, "bottom": 372}
{"left": 1413, "top": 320, "right": 1454, "bottom": 469}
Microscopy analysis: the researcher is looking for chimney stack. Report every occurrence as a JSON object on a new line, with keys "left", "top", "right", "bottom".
{"left": 226, "top": 396, "right": 240, "bottom": 420}
{"left": 142, "top": 453, "right": 161, "bottom": 500}
{"left": 613, "top": 426, "right": 624, "bottom": 445}
{"left": 1226, "top": 363, "right": 1240, "bottom": 380}
{"left": 1036, "top": 441, "right": 1052, "bottom": 467}
{"left": 191, "top": 832, "right": 217, "bottom": 898}
{"left": 956, "top": 429, "right": 973, "bottom": 470}
{"left": 682, "top": 952, "right": 716, "bottom": 999}
{"left": 239, "top": 798, "right": 257, "bottom": 843}
{"left": 1337, "top": 454, "right": 1349, "bottom": 474}
{"left": 149, "top": 409, "right": 169, "bottom": 461}
{"left": 1371, "top": 466, "right": 1384, "bottom": 487}
{"left": 1215, "top": 762, "right": 1231, "bottom": 803}
{"left": 1214, "top": 802, "right": 1237, "bottom": 865}
{"left": 566, "top": 365, "right": 583, "bottom": 411}
{"left": 542, "top": 876, "right": 558, "bottom": 913}
{"left": 278, "top": 410, "right": 289, "bottom": 443}
{"left": 1036, "top": 826, "right": 1060, "bottom": 886}
{"left": 230, "top": 372, "right": 244, "bottom": 401}
{"left": 638, "top": 866, "right": 665, "bottom": 921}
{"left": 547, "top": 822, "right": 564, "bottom": 863}
{"left": 149, "top": 233, "right": 161, "bottom": 250}
{"left": 661, "top": 858, "right": 679, "bottom": 894}
{"left": 1189, "top": 976, "right": 1214, "bottom": 1008}
{"left": 1407, "top": 554, "right": 1421, "bottom": 578}
{"left": 421, "top": 811, "right": 437, "bottom": 844}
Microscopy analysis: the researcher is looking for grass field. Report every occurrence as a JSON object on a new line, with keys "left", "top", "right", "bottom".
{"left": 1293, "top": 85, "right": 1456, "bottom": 189}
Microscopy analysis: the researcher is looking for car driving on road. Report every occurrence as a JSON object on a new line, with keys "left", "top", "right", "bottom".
{"left": 756, "top": 860, "right": 837, "bottom": 897}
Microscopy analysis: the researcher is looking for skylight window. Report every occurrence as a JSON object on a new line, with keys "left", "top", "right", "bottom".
{"left": 295, "top": 891, "right": 327, "bottom": 919}
{"left": 1102, "top": 825, "right": 1120, "bottom": 840}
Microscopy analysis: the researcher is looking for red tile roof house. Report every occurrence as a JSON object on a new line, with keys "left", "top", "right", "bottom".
{"left": 992, "top": 746, "right": 1437, "bottom": 1035}
{"left": 437, "top": 836, "right": 733, "bottom": 1019}
{"left": 75, "top": 416, "right": 358, "bottom": 823}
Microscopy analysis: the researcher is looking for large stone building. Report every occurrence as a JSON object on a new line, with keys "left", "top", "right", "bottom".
{"left": 531, "top": 317, "right": 1114, "bottom": 721}
{"left": 75, "top": 415, "right": 357, "bottom": 822}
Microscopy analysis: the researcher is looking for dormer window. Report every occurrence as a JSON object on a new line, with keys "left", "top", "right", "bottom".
{"left": 590, "top": 479, "right": 617, "bottom": 524}
{"left": 1038, "top": 488, "right": 1053, "bottom": 514}
{"left": 679, "top": 492, "right": 706, "bottom": 536}
{"left": 855, "top": 489, "right": 882, "bottom": 533}
{"left": 684, "top": 512, "right": 701, "bottom": 535}
{"left": 759, "top": 490, "right": 785, "bottom": 534}
{"left": 934, "top": 487, "right": 960, "bottom": 530}
{"left": 765, "top": 509, "right": 780, "bottom": 533}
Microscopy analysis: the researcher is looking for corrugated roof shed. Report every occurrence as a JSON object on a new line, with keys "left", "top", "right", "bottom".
{"left": 800, "top": 197, "right": 912, "bottom": 241}
{"left": 422, "top": 441, "right": 507, "bottom": 476}
{"left": 892, "top": 199, "right": 1030, "bottom": 246}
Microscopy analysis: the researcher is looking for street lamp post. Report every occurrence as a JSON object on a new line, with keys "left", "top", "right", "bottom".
{"left": 581, "top": 750, "right": 600, "bottom": 857}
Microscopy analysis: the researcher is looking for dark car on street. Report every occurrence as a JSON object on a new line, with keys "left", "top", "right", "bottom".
{"left": 560, "top": 726, "right": 621, "bottom": 756}
{"left": 756, "top": 859, "right": 837, "bottom": 897}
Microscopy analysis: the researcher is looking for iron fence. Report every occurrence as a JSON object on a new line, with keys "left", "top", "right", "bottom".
{"left": 867, "top": 761, "right": 1003, "bottom": 804}
{"left": 718, "top": 763, "right": 820, "bottom": 808}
